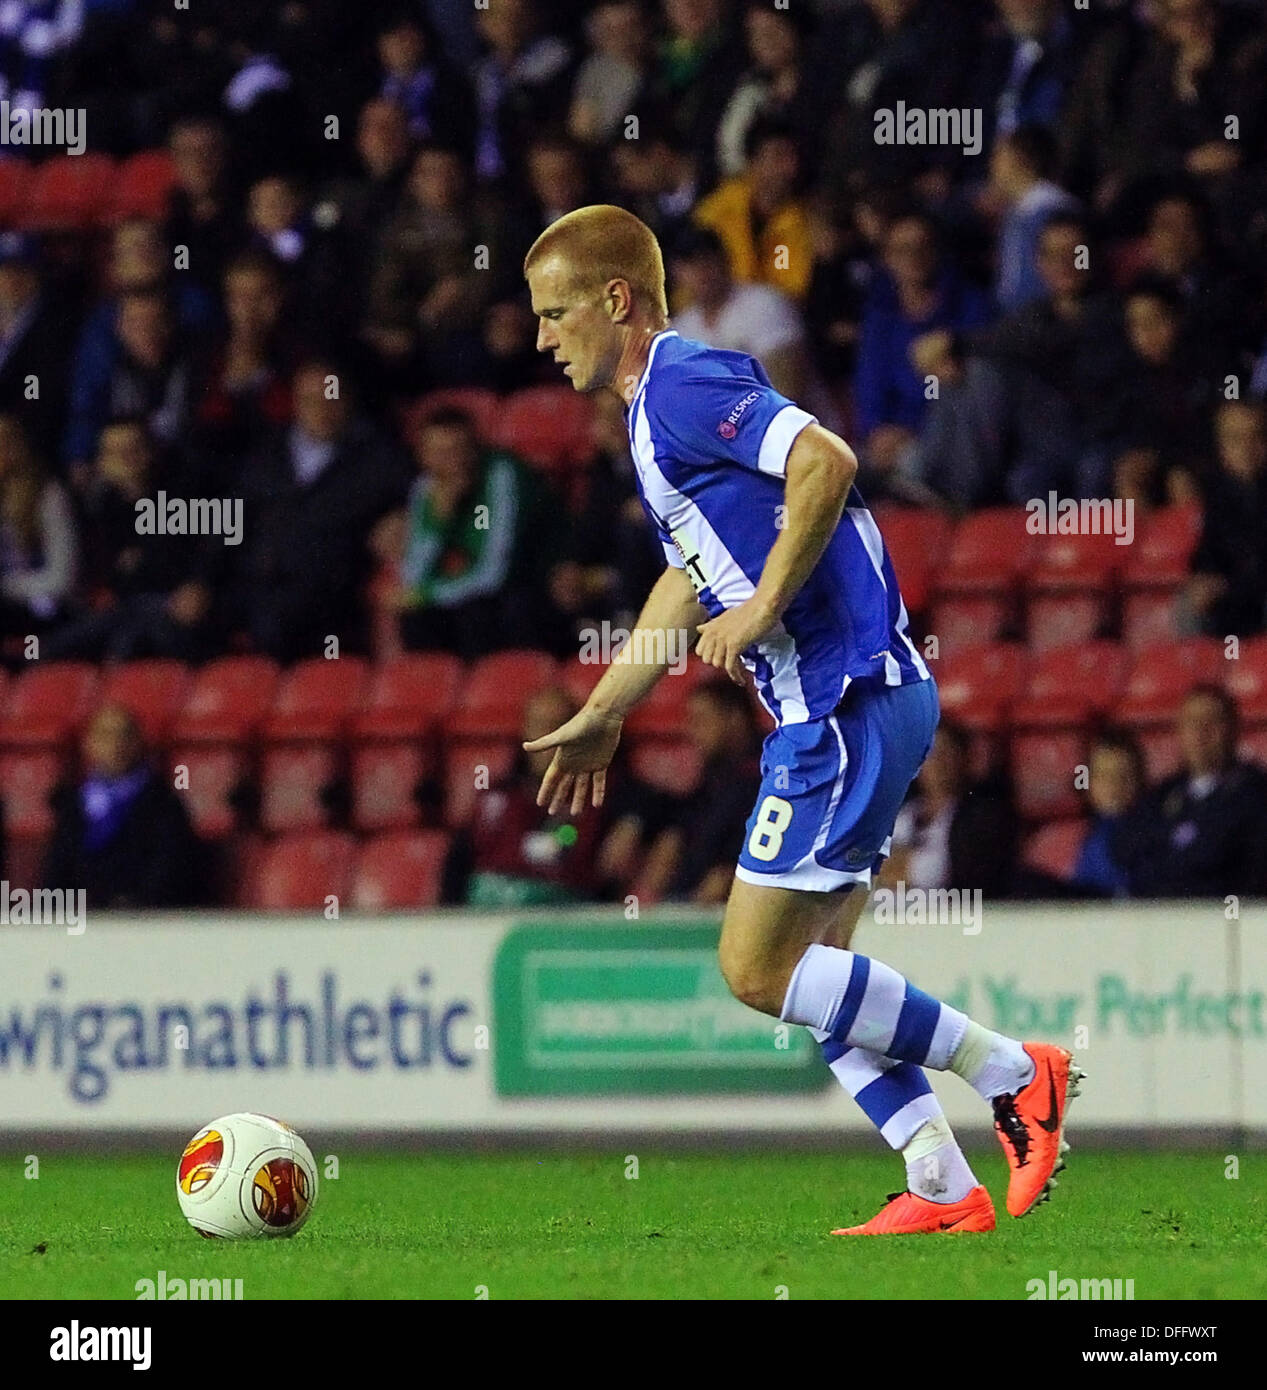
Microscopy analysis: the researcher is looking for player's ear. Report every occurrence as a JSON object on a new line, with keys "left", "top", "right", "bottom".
{"left": 605, "top": 278, "right": 633, "bottom": 323}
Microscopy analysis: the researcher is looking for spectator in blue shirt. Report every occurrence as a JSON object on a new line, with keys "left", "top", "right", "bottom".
{"left": 1072, "top": 730, "right": 1144, "bottom": 898}
{"left": 988, "top": 124, "right": 1080, "bottom": 312}
{"left": 855, "top": 211, "right": 989, "bottom": 494}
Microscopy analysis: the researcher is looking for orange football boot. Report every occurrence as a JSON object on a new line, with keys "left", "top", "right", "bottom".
{"left": 832, "top": 1184, "right": 995, "bottom": 1235}
{"left": 992, "top": 1042, "right": 1085, "bottom": 1217}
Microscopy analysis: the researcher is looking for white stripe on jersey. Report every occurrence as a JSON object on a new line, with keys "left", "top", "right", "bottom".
{"left": 758, "top": 404, "right": 817, "bottom": 476}
{"left": 846, "top": 506, "right": 932, "bottom": 683}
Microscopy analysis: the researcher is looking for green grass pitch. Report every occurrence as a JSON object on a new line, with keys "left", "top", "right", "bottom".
{"left": 1, "top": 1150, "right": 1261, "bottom": 1300}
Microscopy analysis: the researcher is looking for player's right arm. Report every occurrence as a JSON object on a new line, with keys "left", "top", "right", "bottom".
{"left": 589, "top": 562, "right": 704, "bottom": 717}
{"left": 524, "top": 564, "right": 704, "bottom": 816}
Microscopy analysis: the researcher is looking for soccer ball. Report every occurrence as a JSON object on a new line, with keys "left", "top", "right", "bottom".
{"left": 176, "top": 1112, "right": 319, "bottom": 1239}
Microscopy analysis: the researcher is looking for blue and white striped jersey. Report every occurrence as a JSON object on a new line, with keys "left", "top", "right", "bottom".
{"left": 625, "top": 330, "right": 931, "bottom": 726}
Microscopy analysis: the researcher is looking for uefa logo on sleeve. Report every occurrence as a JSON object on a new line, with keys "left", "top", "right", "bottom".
{"left": 718, "top": 390, "right": 760, "bottom": 439}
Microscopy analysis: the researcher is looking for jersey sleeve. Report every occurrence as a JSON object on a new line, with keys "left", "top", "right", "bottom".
{"left": 646, "top": 363, "right": 817, "bottom": 480}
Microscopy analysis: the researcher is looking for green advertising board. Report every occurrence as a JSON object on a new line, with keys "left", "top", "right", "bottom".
{"left": 493, "top": 923, "right": 827, "bottom": 1096}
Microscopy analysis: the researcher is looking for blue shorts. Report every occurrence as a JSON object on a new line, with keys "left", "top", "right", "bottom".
{"left": 735, "top": 677, "right": 939, "bottom": 893}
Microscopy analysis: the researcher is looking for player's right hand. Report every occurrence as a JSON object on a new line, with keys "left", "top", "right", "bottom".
{"left": 523, "top": 706, "right": 624, "bottom": 817}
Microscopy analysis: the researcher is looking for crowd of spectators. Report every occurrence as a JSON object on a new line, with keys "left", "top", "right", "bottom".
{"left": 1, "top": 0, "right": 1266, "bottom": 908}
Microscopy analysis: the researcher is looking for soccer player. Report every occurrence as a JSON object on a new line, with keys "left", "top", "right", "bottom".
{"left": 522, "top": 205, "right": 1082, "bottom": 1234}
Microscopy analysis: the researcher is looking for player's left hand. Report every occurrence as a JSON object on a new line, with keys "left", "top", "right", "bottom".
{"left": 695, "top": 598, "right": 778, "bottom": 685}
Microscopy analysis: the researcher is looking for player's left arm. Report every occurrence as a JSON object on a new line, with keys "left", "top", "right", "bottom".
{"left": 695, "top": 423, "right": 857, "bottom": 683}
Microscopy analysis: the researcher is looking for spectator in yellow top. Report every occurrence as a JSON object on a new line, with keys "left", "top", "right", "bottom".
{"left": 693, "top": 119, "right": 813, "bottom": 301}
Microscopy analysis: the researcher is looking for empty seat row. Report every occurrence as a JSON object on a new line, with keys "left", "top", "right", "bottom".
{"left": 0, "top": 648, "right": 732, "bottom": 752}
{"left": 234, "top": 829, "right": 452, "bottom": 909}
{"left": 10, "top": 633, "right": 1261, "bottom": 756}
{"left": 401, "top": 385, "right": 596, "bottom": 472}
{"left": 926, "top": 587, "right": 1193, "bottom": 653}
{"left": 0, "top": 151, "right": 177, "bottom": 229}
{"left": 877, "top": 503, "right": 1202, "bottom": 616}
{"left": 935, "top": 637, "right": 1267, "bottom": 733}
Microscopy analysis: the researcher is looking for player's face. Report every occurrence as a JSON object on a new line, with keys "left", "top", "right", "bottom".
{"left": 528, "top": 255, "right": 620, "bottom": 394}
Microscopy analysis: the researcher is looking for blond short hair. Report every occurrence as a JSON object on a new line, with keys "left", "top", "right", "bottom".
{"left": 524, "top": 204, "right": 667, "bottom": 320}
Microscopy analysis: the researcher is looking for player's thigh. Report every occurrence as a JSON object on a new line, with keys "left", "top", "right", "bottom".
{"left": 717, "top": 874, "right": 840, "bottom": 997}
{"left": 717, "top": 877, "right": 868, "bottom": 991}
{"left": 821, "top": 884, "right": 870, "bottom": 950}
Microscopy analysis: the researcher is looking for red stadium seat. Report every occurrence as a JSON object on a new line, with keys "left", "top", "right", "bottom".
{"left": 444, "top": 737, "right": 517, "bottom": 827}
{"left": 628, "top": 736, "right": 703, "bottom": 796}
{"left": 399, "top": 387, "right": 501, "bottom": 445}
{"left": 1025, "top": 593, "right": 1109, "bottom": 652}
{"left": 495, "top": 385, "right": 595, "bottom": 469}
{"left": 21, "top": 154, "right": 116, "bottom": 230}
{"left": 108, "top": 149, "right": 178, "bottom": 221}
{"left": 351, "top": 830, "right": 452, "bottom": 909}
{"left": 1135, "top": 726, "right": 1181, "bottom": 780}
{"left": 1123, "top": 503, "right": 1202, "bottom": 590}
{"left": 242, "top": 831, "right": 355, "bottom": 910}
{"left": 930, "top": 643, "right": 1027, "bottom": 733}
{"left": 170, "top": 744, "right": 246, "bottom": 839}
{"left": 259, "top": 743, "right": 339, "bottom": 833}
{"left": 875, "top": 507, "right": 954, "bottom": 616}
{"left": 1121, "top": 589, "right": 1181, "bottom": 650}
{"left": 450, "top": 650, "right": 559, "bottom": 738}
{"left": 1012, "top": 641, "right": 1128, "bottom": 728}
{"left": 1010, "top": 728, "right": 1086, "bottom": 820}
{"left": 351, "top": 653, "right": 462, "bottom": 740}
{"left": 1026, "top": 527, "right": 1122, "bottom": 594}
{"left": 1022, "top": 817, "right": 1087, "bottom": 882}
{"left": 0, "top": 160, "right": 36, "bottom": 225}
{"left": 350, "top": 739, "right": 430, "bottom": 831}
{"left": 3, "top": 831, "right": 46, "bottom": 893}
{"left": 557, "top": 655, "right": 607, "bottom": 710}
{"left": 1023, "top": 527, "right": 1119, "bottom": 653}
{"left": 173, "top": 656, "right": 280, "bottom": 743}
{"left": 935, "top": 508, "right": 1033, "bottom": 596}
{"left": 1238, "top": 727, "right": 1267, "bottom": 770}
{"left": 624, "top": 657, "right": 711, "bottom": 736}
{"left": 926, "top": 595, "right": 1010, "bottom": 656}
{"left": 100, "top": 660, "right": 192, "bottom": 742}
{"left": 1117, "top": 640, "right": 1224, "bottom": 726}
{"left": 262, "top": 657, "right": 369, "bottom": 742}
{"left": 0, "top": 749, "right": 62, "bottom": 836}
{"left": 0, "top": 662, "right": 100, "bottom": 749}
{"left": 1222, "top": 636, "right": 1267, "bottom": 725}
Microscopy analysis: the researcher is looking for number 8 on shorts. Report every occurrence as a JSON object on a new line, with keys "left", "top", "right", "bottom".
{"left": 747, "top": 795, "right": 793, "bottom": 861}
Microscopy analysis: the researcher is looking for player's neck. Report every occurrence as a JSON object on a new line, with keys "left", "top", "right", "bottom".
{"left": 612, "top": 321, "right": 668, "bottom": 404}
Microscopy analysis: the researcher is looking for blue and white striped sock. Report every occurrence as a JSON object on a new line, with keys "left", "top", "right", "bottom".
{"left": 784, "top": 943, "right": 968, "bottom": 1068}
{"left": 808, "top": 1027, "right": 978, "bottom": 1203}
{"left": 809, "top": 1028, "right": 942, "bottom": 1147}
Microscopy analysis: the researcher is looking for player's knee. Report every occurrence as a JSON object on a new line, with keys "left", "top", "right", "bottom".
{"left": 718, "top": 944, "right": 782, "bottom": 1016}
